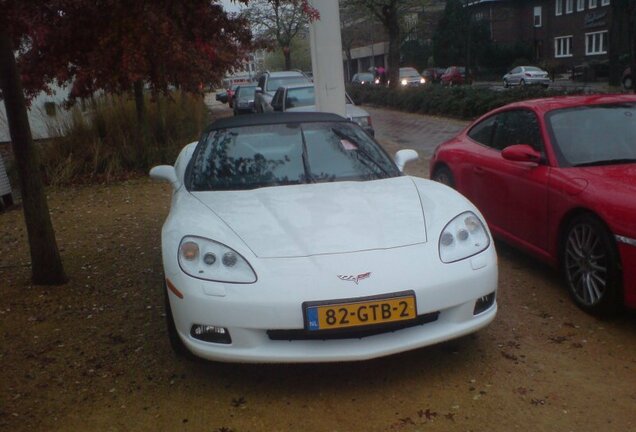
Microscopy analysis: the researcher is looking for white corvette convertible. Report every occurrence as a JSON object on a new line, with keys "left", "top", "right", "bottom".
{"left": 150, "top": 112, "right": 497, "bottom": 363}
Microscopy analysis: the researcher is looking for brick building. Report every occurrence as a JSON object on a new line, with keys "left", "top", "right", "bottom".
{"left": 467, "top": 0, "right": 614, "bottom": 74}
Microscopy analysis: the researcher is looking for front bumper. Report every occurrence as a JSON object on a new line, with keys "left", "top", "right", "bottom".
{"left": 164, "top": 242, "right": 498, "bottom": 363}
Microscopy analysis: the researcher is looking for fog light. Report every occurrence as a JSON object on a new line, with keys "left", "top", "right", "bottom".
{"left": 473, "top": 292, "right": 495, "bottom": 315}
{"left": 190, "top": 324, "right": 232, "bottom": 344}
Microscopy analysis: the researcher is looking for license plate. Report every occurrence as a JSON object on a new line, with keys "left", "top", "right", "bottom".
{"left": 304, "top": 291, "right": 417, "bottom": 331}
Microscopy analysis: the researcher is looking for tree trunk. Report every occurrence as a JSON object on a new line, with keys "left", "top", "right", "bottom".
{"left": 386, "top": 10, "right": 400, "bottom": 89}
{"left": 283, "top": 48, "right": 292, "bottom": 70}
{"left": 0, "top": 31, "right": 67, "bottom": 285}
{"left": 133, "top": 80, "right": 145, "bottom": 125}
{"left": 133, "top": 80, "right": 149, "bottom": 166}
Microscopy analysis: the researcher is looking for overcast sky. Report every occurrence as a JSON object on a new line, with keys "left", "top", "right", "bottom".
{"left": 220, "top": 0, "right": 244, "bottom": 13}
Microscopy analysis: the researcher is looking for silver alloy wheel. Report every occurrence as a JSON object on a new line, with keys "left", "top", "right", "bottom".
{"left": 564, "top": 222, "right": 608, "bottom": 306}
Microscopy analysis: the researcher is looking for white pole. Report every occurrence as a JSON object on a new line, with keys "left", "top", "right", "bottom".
{"left": 309, "top": 0, "right": 346, "bottom": 117}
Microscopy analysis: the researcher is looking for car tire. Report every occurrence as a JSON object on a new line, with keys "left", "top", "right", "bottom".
{"left": 503, "top": 79, "right": 509, "bottom": 88}
{"left": 432, "top": 165, "right": 455, "bottom": 189}
{"left": 623, "top": 75, "right": 633, "bottom": 90}
{"left": 165, "top": 285, "right": 197, "bottom": 359}
{"left": 520, "top": 79, "right": 526, "bottom": 86}
{"left": 561, "top": 214, "right": 623, "bottom": 316}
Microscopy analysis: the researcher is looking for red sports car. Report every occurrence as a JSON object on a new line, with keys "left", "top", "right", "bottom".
{"left": 430, "top": 95, "right": 636, "bottom": 315}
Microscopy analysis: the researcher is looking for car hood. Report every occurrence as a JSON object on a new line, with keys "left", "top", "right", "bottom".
{"left": 287, "top": 104, "right": 369, "bottom": 119}
{"left": 577, "top": 163, "right": 636, "bottom": 193}
{"left": 191, "top": 176, "right": 426, "bottom": 258}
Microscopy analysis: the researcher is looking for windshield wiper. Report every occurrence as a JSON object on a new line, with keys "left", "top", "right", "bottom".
{"left": 331, "top": 128, "right": 393, "bottom": 178}
{"left": 573, "top": 158, "right": 636, "bottom": 167}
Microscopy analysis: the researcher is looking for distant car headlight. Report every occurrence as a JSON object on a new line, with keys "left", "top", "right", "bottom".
{"left": 401, "top": 79, "right": 408, "bottom": 86}
{"left": 374, "top": 78, "right": 380, "bottom": 84}
{"left": 178, "top": 236, "right": 257, "bottom": 283}
{"left": 420, "top": 77, "right": 426, "bottom": 84}
{"left": 439, "top": 212, "right": 490, "bottom": 263}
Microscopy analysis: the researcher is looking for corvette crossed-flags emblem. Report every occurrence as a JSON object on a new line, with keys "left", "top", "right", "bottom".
{"left": 337, "top": 272, "right": 371, "bottom": 285}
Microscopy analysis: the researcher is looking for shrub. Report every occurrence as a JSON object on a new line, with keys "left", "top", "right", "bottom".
{"left": 348, "top": 84, "right": 593, "bottom": 121}
{"left": 40, "top": 91, "right": 207, "bottom": 185}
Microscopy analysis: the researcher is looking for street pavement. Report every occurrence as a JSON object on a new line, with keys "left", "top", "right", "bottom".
{"left": 364, "top": 105, "right": 467, "bottom": 158}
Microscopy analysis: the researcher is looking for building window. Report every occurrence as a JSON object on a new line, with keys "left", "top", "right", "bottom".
{"left": 555, "top": 36, "right": 573, "bottom": 57}
{"left": 589, "top": 0, "right": 597, "bottom": 8}
{"left": 586, "top": 31, "right": 608, "bottom": 55}
{"left": 577, "top": 0, "right": 585, "bottom": 11}
{"left": 566, "top": 0, "right": 574, "bottom": 13}
{"left": 534, "top": 6, "right": 542, "bottom": 27}
{"left": 601, "top": 0, "right": 610, "bottom": 5}
{"left": 556, "top": 0, "right": 563, "bottom": 15}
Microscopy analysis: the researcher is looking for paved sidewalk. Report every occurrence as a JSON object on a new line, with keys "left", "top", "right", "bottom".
{"left": 365, "top": 105, "right": 467, "bottom": 158}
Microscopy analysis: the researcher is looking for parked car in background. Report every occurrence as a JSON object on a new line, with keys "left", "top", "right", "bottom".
{"left": 430, "top": 95, "right": 636, "bottom": 316}
{"left": 623, "top": 67, "right": 632, "bottom": 90}
{"left": 503, "top": 66, "right": 550, "bottom": 88}
{"left": 254, "top": 70, "right": 312, "bottom": 113}
{"left": 233, "top": 85, "right": 257, "bottom": 115}
{"left": 441, "top": 66, "right": 471, "bottom": 86}
{"left": 215, "top": 90, "right": 228, "bottom": 104}
{"left": 150, "top": 112, "right": 497, "bottom": 363}
{"left": 351, "top": 72, "right": 378, "bottom": 85}
{"left": 270, "top": 84, "right": 375, "bottom": 136}
{"left": 398, "top": 67, "right": 426, "bottom": 87}
{"left": 422, "top": 68, "right": 446, "bottom": 84}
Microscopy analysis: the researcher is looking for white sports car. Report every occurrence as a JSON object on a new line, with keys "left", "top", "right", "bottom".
{"left": 150, "top": 112, "right": 497, "bottom": 363}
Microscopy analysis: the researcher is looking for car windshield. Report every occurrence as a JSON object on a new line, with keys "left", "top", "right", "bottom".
{"left": 237, "top": 86, "right": 257, "bottom": 101}
{"left": 524, "top": 66, "right": 542, "bottom": 72}
{"left": 286, "top": 87, "right": 316, "bottom": 108}
{"left": 285, "top": 87, "right": 354, "bottom": 107}
{"left": 355, "top": 73, "right": 374, "bottom": 81}
{"left": 266, "top": 76, "right": 309, "bottom": 91}
{"left": 547, "top": 103, "right": 636, "bottom": 167}
{"left": 188, "top": 121, "right": 400, "bottom": 191}
{"left": 400, "top": 68, "right": 420, "bottom": 77}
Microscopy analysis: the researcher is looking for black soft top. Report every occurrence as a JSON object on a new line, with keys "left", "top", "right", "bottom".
{"left": 204, "top": 112, "right": 348, "bottom": 133}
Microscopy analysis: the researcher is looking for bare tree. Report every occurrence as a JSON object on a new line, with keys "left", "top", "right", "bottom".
{"left": 244, "top": 0, "right": 311, "bottom": 70}
{"left": 348, "top": 0, "right": 431, "bottom": 88}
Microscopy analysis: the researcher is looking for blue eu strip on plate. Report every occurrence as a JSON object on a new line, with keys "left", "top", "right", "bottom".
{"left": 306, "top": 307, "right": 319, "bottom": 330}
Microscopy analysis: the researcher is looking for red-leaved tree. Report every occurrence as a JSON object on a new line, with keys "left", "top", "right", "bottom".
{"left": 0, "top": 0, "right": 253, "bottom": 285}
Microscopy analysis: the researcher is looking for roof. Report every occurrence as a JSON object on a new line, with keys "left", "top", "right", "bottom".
{"left": 205, "top": 112, "right": 348, "bottom": 131}
{"left": 507, "top": 94, "right": 636, "bottom": 114}
{"left": 265, "top": 70, "right": 306, "bottom": 78}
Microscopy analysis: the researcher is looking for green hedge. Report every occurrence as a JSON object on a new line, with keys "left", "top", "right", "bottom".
{"left": 347, "top": 84, "right": 592, "bottom": 120}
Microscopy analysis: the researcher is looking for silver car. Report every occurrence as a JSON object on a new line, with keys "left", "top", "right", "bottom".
{"left": 503, "top": 66, "right": 550, "bottom": 88}
{"left": 271, "top": 84, "right": 375, "bottom": 136}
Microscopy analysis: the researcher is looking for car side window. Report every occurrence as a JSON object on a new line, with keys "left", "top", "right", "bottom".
{"left": 492, "top": 110, "right": 544, "bottom": 152}
{"left": 467, "top": 115, "right": 497, "bottom": 146}
{"left": 271, "top": 90, "right": 283, "bottom": 110}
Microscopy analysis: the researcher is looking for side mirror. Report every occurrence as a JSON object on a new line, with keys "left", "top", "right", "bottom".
{"left": 149, "top": 165, "right": 180, "bottom": 188}
{"left": 501, "top": 144, "right": 542, "bottom": 164}
{"left": 394, "top": 149, "right": 419, "bottom": 172}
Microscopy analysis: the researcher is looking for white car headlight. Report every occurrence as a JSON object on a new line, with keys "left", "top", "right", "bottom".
{"left": 178, "top": 236, "right": 257, "bottom": 283}
{"left": 439, "top": 212, "right": 490, "bottom": 263}
{"left": 401, "top": 79, "right": 408, "bottom": 86}
{"left": 420, "top": 77, "right": 426, "bottom": 84}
